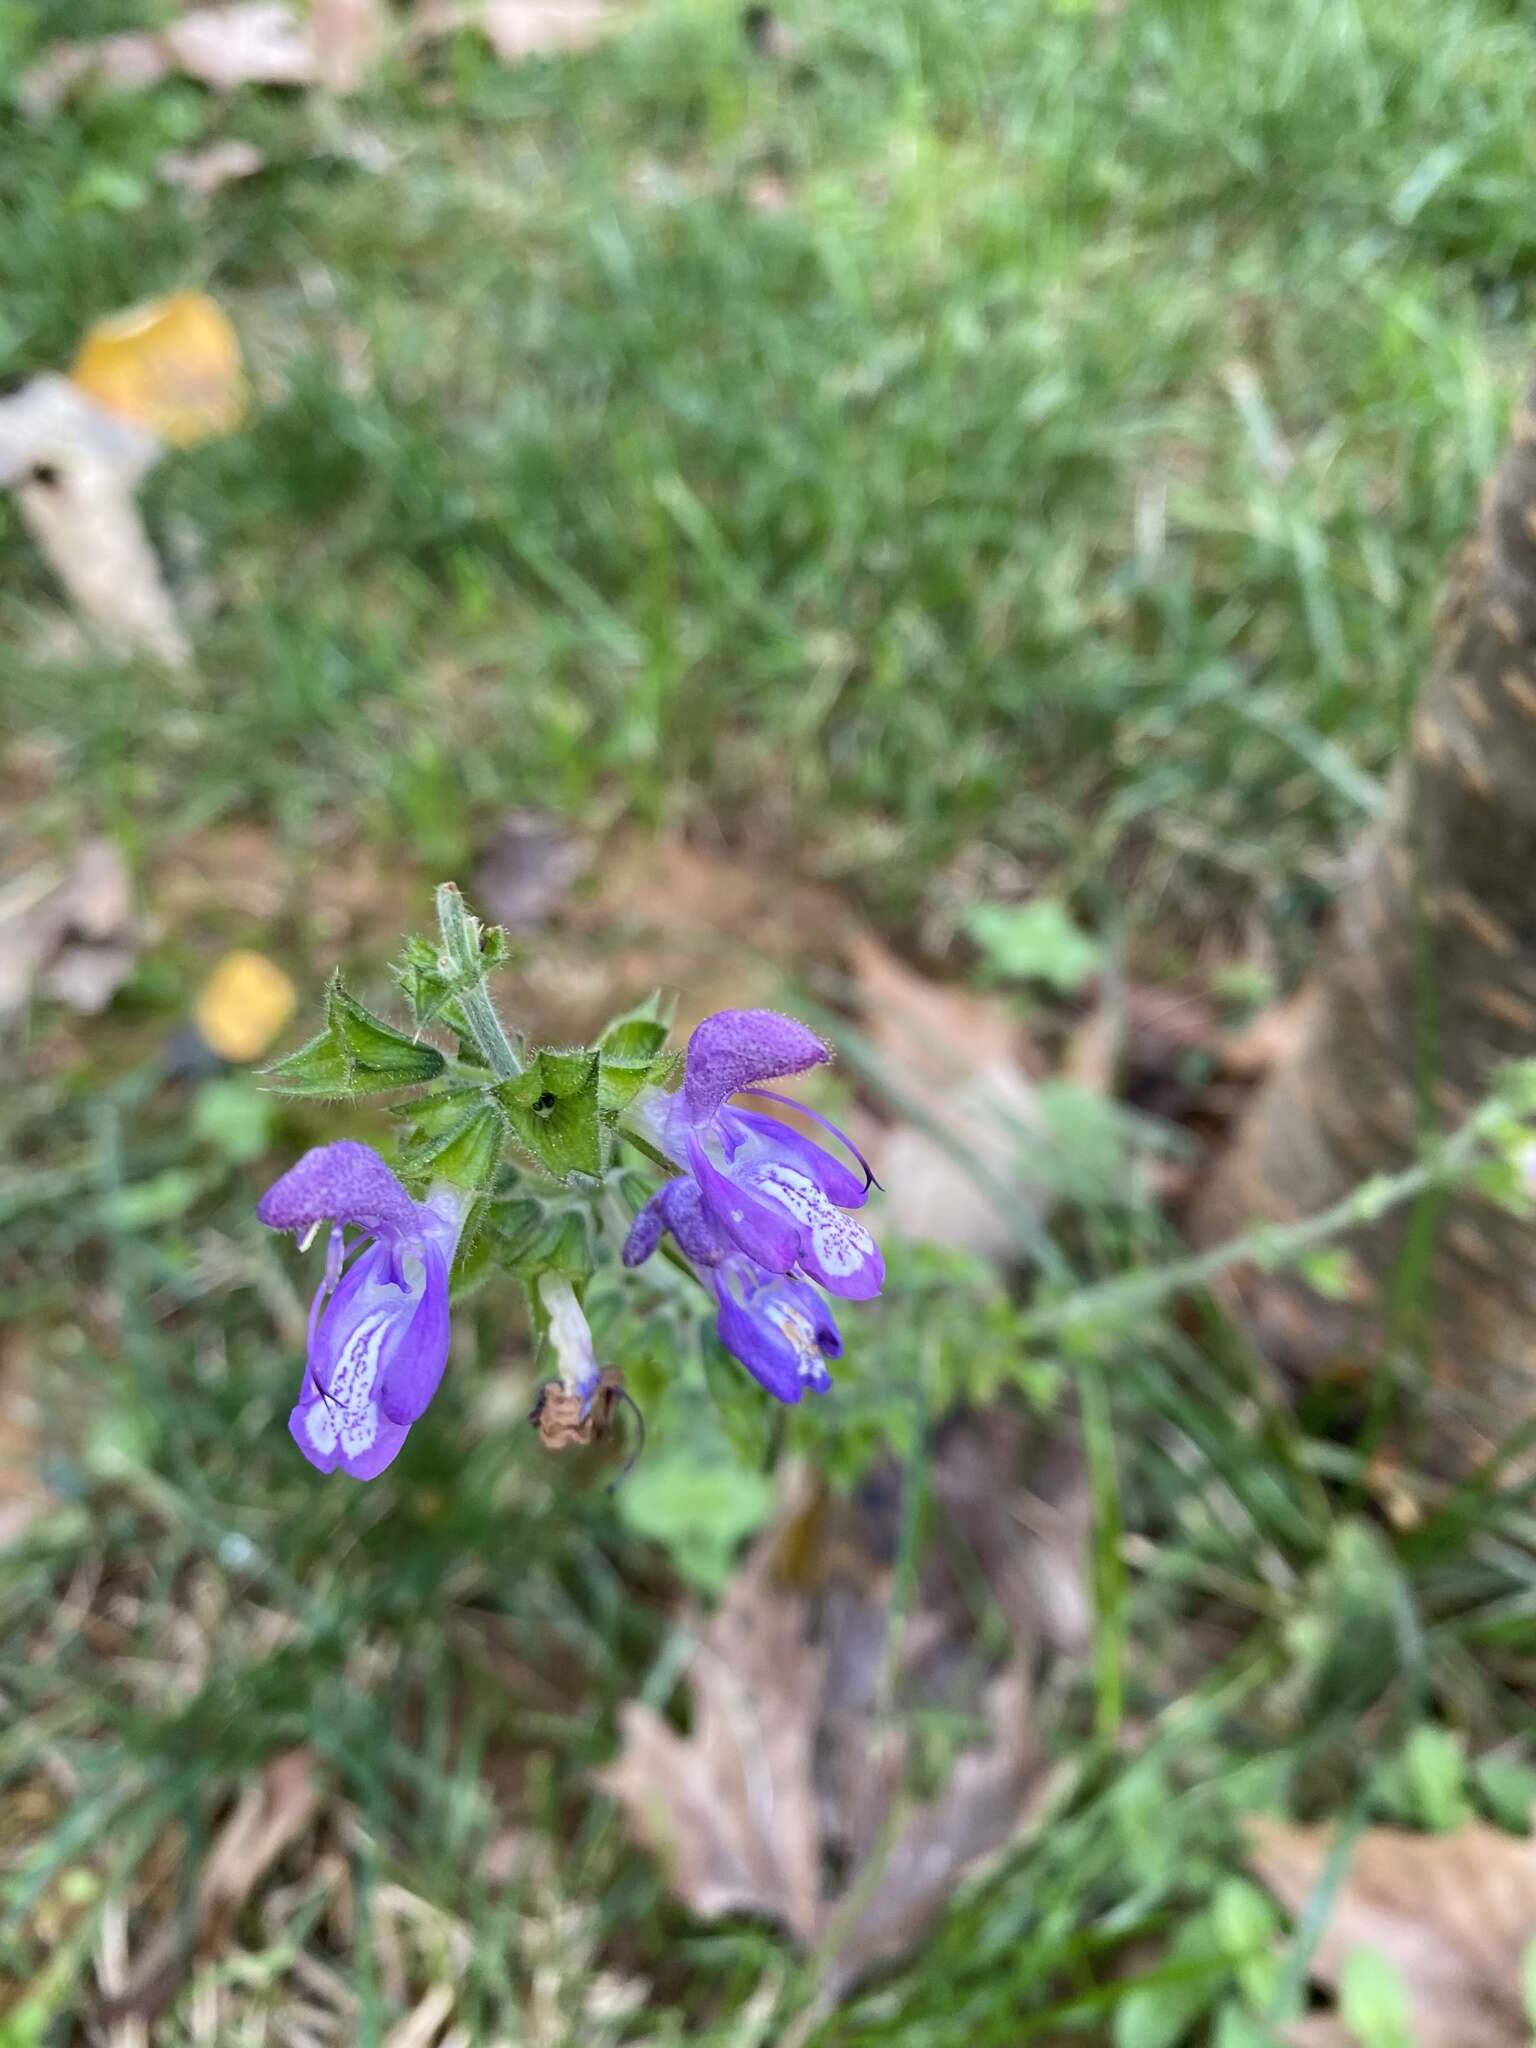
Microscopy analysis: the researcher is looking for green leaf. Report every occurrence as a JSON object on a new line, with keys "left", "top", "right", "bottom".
{"left": 1297, "top": 1247, "right": 1358, "bottom": 1301}
{"left": 1113, "top": 1918, "right": 1224, "bottom": 2048}
{"left": 392, "top": 922, "right": 509, "bottom": 1044}
{"left": 99, "top": 1168, "right": 207, "bottom": 1231}
{"left": 390, "top": 1084, "right": 492, "bottom": 1138}
{"left": 1113, "top": 1978, "right": 1209, "bottom": 2048}
{"left": 263, "top": 1025, "right": 355, "bottom": 1098}
{"left": 617, "top": 1439, "right": 775, "bottom": 1593}
{"left": 599, "top": 1046, "right": 679, "bottom": 1117}
{"left": 484, "top": 1193, "right": 596, "bottom": 1282}
{"left": 1035, "top": 1081, "right": 1130, "bottom": 1203}
{"left": 448, "top": 1197, "right": 497, "bottom": 1297}
{"left": 498, "top": 1050, "right": 602, "bottom": 1180}
{"left": 192, "top": 1076, "right": 272, "bottom": 1164}
{"left": 1474, "top": 1754, "right": 1536, "bottom": 1832}
{"left": 1521, "top": 1935, "right": 1536, "bottom": 2031}
{"left": 397, "top": 1102, "right": 508, "bottom": 1195}
{"left": 1211, "top": 2007, "right": 1283, "bottom": 2048}
{"left": 965, "top": 898, "right": 1101, "bottom": 992}
{"left": 1211, "top": 1879, "right": 1282, "bottom": 2011}
{"left": 600, "top": 1014, "right": 671, "bottom": 1062}
{"left": 1301, "top": 1519, "right": 1417, "bottom": 1721}
{"left": 326, "top": 974, "right": 445, "bottom": 1085}
{"left": 1401, "top": 1724, "right": 1472, "bottom": 1832}
{"left": 1338, "top": 1947, "right": 1415, "bottom": 2048}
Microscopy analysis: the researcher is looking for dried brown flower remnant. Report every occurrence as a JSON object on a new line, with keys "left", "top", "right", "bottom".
{"left": 530, "top": 1367, "right": 630, "bottom": 1452}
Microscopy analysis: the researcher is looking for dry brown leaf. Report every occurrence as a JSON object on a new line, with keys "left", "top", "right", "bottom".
{"left": 847, "top": 932, "right": 1047, "bottom": 1260}
{"left": 20, "top": 0, "right": 386, "bottom": 112}
{"left": 473, "top": 809, "right": 590, "bottom": 932}
{"left": 931, "top": 1419, "right": 1092, "bottom": 1660}
{"left": 309, "top": 0, "right": 390, "bottom": 89}
{"left": 0, "top": 377, "right": 186, "bottom": 667}
{"left": 411, "top": 0, "right": 624, "bottom": 62}
{"left": 0, "top": 1336, "right": 53, "bottom": 1552}
{"left": 18, "top": 34, "right": 170, "bottom": 115}
{"left": 161, "top": 3, "right": 318, "bottom": 88}
{"left": 1220, "top": 989, "right": 1315, "bottom": 1081}
{"left": 1249, "top": 1815, "right": 1536, "bottom": 2048}
{"left": 108, "top": 1750, "right": 323, "bottom": 2025}
{"left": 604, "top": 1535, "right": 825, "bottom": 1942}
{"left": 822, "top": 1660, "right": 1036, "bottom": 1996}
{"left": 0, "top": 838, "right": 139, "bottom": 1022}
{"left": 157, "top": 138, "right": 268, "bottom": 195}
{"left": 601, "top": 1459, "right": 1060, "bottom": 1995}
{"left": 481, "top": 0, "right": 619, "bottom": 60}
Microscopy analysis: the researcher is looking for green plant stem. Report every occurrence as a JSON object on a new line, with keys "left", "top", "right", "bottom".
{"left": 434, "top": 881, "right": 522, "bottom": 1080}
{"left": 1079, "top": 1360, "right": 1126, "bottom": 1741}
{"left": 1020, "top": 1096, "right": 1506, "bottom": 1342}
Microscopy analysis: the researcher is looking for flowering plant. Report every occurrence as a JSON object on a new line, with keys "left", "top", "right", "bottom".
{"left": 256, "top": 884, "right": 884, "bottom": 1480}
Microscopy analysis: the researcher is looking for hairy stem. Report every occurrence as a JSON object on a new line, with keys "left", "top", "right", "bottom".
{"left": 434, "top": 881, "right": 522, "bottom": 1080}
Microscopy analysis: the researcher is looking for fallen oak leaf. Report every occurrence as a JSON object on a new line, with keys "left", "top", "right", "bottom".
{"left": 309, "top": 0, "right": 390, "bottom": 89}
{"left": 20, "top": 0, "right": 387, "bottom": 112}
{"left": 600, "top": 1530, "right": 824, "bottom": 1942}
{"left": 1248, "top": 1814, "right": 1536, "bottom": 2048}
{"left": 17, "top": 33, "right": 170, "bottom": 115}
{"left": 600, "top": 1465, "right": 1054, "bottom": 1995}
{"left": 410, "top": 0, "right": 626, "bottom": 63}
{"left": 157, "top": 138, "right": 268, "bottom": 196}
{"left": 161, "top": 1, "right": 317, "bottom": 88}
{"left": 817, "top": 1660, "right": 1037, "bottom": 2000}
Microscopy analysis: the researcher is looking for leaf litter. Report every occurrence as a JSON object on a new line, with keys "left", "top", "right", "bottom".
{"left": 24, "top": 0, "right": 633, "bottom": 115}
{"left": 0, "top": 377, "right": 187, "bottom": 669}
{"left": 0, "top": 837, "right": 140, "bottom": 1023}
{"left": 1249, "top": 1814, "right": 1536, "bottom": 2048}
{"left": 601, "top": 1425, "right": 1084, "bottom": 2000}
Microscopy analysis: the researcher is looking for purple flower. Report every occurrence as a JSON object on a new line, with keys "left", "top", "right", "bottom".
{"left": 712, "top": 1256, "right": 841, "bottom": 1404}
{"left": 626, "top": 1008, "right": 884, "bottom": 1301}
{"left": 258, "top": 1140, "right": 464, "bottom": 1480}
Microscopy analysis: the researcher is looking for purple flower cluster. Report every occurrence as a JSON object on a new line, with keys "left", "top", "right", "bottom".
{"left": 258, "top": 1009, "right": 883, "bottom": 1478}
{"left": 258, "top": 1141, "right": 464, "bottom": 1480}
{"left": 623, "top": 1009, "right": 883, "bottom": 1404}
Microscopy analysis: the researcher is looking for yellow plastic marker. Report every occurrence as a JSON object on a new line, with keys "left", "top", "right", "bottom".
{"left": 194, "top": 951, "right": 297, "bottom": 1064}
{"left": 70, "top": 290, "right": 246, "bottom": 447}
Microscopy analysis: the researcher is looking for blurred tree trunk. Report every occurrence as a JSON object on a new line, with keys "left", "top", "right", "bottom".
{"left": 1194, "top": 384, "right": 1536, "bottom": 1461}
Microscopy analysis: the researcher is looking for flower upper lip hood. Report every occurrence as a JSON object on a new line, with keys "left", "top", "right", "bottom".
{"left": 675, "top": 1008, "right": 831, "bottom": 1125}
{"left": 259, "top": 1140, "right": 464, "bottom": 1480}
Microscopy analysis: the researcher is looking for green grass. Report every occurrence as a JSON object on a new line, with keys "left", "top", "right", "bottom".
{"left": 7, "top": 0, "right": 1536, "bottom": 2039}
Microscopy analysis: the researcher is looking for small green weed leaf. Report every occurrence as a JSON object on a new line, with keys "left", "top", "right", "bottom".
{"left": 1339, "top": 1947, "right": 1416, "bottom": 2048}
{"left": 966, "top": 898, "right": 1101, "bottom": 992}
{"left": 192, "top": 1076, "right": 271, "bottom": 1164}
{"left": 618, "top": 1440, "right": 774, "bottom": 1593}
